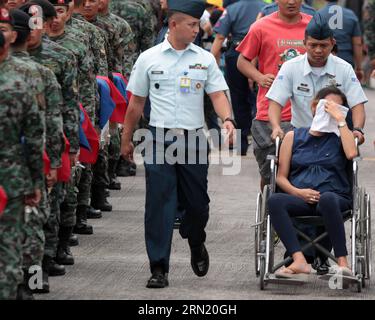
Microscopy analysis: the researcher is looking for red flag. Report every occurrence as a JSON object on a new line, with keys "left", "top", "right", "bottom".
{"left": 57, "top": 135, "right": 71, "bottom": 182}
{"left": 97, "top": 76, "right": 128, "bottom": 124}
{"left": 43, "top": 150, "right": 51, "bottom": 175}
{"left": 0, "top": 186, "right": 7, "bottom": 217}
{"left": 79, "top": 104, "right": 99, "bottom": 164}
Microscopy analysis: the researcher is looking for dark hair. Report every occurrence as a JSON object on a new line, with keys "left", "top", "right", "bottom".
{"left": 314, "top": 86, "right": 348, "bottom": 107}
{"left": 13, "top": 28, "right": 30, "bottom": 46}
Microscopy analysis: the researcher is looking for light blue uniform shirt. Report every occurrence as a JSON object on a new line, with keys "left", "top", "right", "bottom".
{"left": 266, "top": 54, "right": 368, "bottom": 128}
{"left": 127, "top": 38, "right": 229, "bottom": 130}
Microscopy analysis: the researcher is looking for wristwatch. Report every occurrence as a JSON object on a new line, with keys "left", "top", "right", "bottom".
{"left": 353, "top": 127, "right": 364, "bottom": 135}
{"left": 224, "top": 117, "right": 237, "bottom": 129}
{"left": 337, "top": 121, "right": 347, "bottom": 129}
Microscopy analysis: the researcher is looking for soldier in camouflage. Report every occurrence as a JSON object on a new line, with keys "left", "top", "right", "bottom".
{"left": 9, "top": 8, "right": 64, "bottom": 298}
{"left": 22, "top": 0, "right": 80, "bottom": 287}
{"left": 110, "top": 0, "right": 154, "bottom": 64}
{"left": 48, "top": 0, "right": 97, "bottom": 259}
{"left": 0, "top": 28, "right": 44, "bottom": 299}
{"left": 98, "top": 0, "right": 136, "bottom": 190}
{"left": 98, "top": 0, "right": 135, "bottom": 77}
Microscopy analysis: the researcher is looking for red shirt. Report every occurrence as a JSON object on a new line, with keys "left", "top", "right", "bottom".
{"left": 236, "top": 12, "right": 312, "bottom": 122}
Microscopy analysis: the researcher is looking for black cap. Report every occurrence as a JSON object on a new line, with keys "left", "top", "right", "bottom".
{"left": 20, "top": 0, "right": 57, "bottom": 19}
{"left": 10, "top": 9, "right": 31, "bottom": 31}
{"left": 305, "top": 12, "right": 333, "bottom": 40}
{"left": 168, "top": 0, "right": 205, "bottom": 19}
{"left": 0, "top": 31, "right": 5, "bottom": 48}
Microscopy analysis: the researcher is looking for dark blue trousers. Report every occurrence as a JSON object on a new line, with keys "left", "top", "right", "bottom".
{"left": 268, "top": 192, "right": 352, "bottom": 258}
{"left": 225, "top": 48, "right": 256, "bottom": 154}
{"left": 143, "top": 127, "right": 210, "bottom": 274}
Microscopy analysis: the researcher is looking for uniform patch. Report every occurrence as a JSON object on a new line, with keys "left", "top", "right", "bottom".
{"left": 189, "top": 64, "right": 208, "bottom": 70}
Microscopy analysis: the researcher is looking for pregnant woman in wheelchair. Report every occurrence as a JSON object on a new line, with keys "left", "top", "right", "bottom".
{"left": 268, "top": 86, "right": 358, "bottom": 277}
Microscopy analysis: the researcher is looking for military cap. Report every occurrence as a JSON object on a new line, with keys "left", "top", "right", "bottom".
{"left": 168, "top": 0, "right": 205, "bottom": 19}
{"left": 49, "top": 0, "right": 70, "bottom": 6}
{"left": 20, "top": 0, "right": 57, "bottom": 19}
{"left": 0, "top": 7, "right": 14, "bottom": 25}
{"left": 0, "top": 31, "right": 5, "bottom": 48}
{"left": 10, "top": 9, "right": 31, "bottom": 31}
{"left": 305, "top": 12, "right": 333, "bottom": 40}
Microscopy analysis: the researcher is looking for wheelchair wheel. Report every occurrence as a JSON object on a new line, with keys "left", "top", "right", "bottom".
{"left": 254, "top": 192, "right": 262, "bottom": 277}
{"left": 259, "top": 256, "right": 266, "bottom": 290}
{"left": 365, "top": 193, "right": 372, "bottom": 281}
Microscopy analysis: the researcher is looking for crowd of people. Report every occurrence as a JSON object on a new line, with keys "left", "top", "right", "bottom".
{"left": 0, "top": 0, "right": 374, "bottom": 299}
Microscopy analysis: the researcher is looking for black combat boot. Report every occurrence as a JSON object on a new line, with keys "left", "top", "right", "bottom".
{"left": 87, "top": 205, "right": 102, "bottom": 219}
{"left": 43, "top": 255, "right": 66, "bottom": 276}
{"left": 69, "top": 233, "right": 79, "bottom": 246}
{"left": 73, "top": 205, "right": 94, "bottom": 234}
{"left": 116, "top": 157, "right": 136, "bottom": 177}
{"left": 108, "top": 159, "right": 121, "bottom": 190}
{"left": 16, "top": 270, "right": 34, "bottom": 300}
{"left": 91, "top": 187, "right": 112, "bottom": 212}
{"left": 56, "top": 226, "right": 75, "bottom": 265}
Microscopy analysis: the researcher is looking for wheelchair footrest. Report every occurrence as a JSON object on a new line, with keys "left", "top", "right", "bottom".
{"left": 267, "top": 273, "right": 308, "bottom": 285}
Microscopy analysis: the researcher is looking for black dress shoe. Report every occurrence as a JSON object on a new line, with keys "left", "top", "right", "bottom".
{"left": 312, "top": 257, "right": 331, "bottom": 275}
{"left": 173, "top": 217, "right": 182, "bottom": 229}
{"left": 146, "top": 272, "right": 169, "bottom": 289}
{"left": 190, "top": 243, "right": 209, "bottom": 277}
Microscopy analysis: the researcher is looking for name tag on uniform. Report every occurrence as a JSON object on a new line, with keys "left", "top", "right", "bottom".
{"left": 297, "top": 86, "right": 310, "bottom": 93}
{"left": 180, "top": 77, "right": 191, "bottom": 93}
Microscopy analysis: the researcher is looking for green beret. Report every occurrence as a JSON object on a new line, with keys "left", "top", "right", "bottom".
{"left": 168, "top": 0, "right": 205, "bottom": 19}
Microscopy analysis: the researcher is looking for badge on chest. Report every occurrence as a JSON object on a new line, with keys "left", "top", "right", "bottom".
{"left": 180, "top": 77, "right": 191, "bottom": 93}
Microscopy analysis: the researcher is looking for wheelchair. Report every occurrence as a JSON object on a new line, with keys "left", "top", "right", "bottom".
{"left": 253, "top": 137, "right": 372, "bottom": 292}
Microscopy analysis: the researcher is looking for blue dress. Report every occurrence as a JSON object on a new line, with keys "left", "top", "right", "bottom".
{"left": 289, "top": 128, "right": 351, "bottom": 199}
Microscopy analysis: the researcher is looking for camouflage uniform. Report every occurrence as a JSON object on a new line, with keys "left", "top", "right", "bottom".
{"left": 11, "top": 50, "right": 64, "bottom": 273}
{"left": 0, "top": 58, "right": 44, "bottom": 299}
{"left": 71, "top": 13, "right": 109, "bottom": 76}
{"left": 98, "top": 11, "right": 135, "bottom": 77}
{"left": 110, "top": 0, "right": 154, "bottom": 63}
{"left": 49, "top": 32, "right": 96, "bottom": 229}
{"left": 131, "top": 0, "right": 158, "bottom": 36}
{"left": 98, "top": 10, "right": 136, "bottom": 182}
{"left": 365, "top": 0, "right": 375, "bottom": 60}
{"left": 28, "top": 38, "right": 79, "bottom": 259}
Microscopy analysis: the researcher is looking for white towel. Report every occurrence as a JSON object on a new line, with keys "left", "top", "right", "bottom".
{"left": 310, "top": 99, "right": 349, "bottom": 137}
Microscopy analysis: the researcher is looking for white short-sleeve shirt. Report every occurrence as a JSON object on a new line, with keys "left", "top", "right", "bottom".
{"left": 266, "top": 53, "right": 368, "bottom": 128}
{"left": 127, "top": 38, "right": 229, "bottom": 130}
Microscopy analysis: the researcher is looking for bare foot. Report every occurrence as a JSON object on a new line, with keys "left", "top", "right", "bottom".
{"left": 283, "top": 262, "right": 311, "bottom": 275}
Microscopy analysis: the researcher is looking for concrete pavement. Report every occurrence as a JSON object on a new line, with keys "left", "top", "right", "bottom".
{"left": 39, "top": 88, "right": 375, "bottom": 300}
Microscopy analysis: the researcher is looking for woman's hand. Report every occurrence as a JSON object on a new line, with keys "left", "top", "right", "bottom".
{"left": 324, "top": 100, "right": 345, "bottom": 122}
{"left": 296, "top": 188, "right": 320, "bottom": 204}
